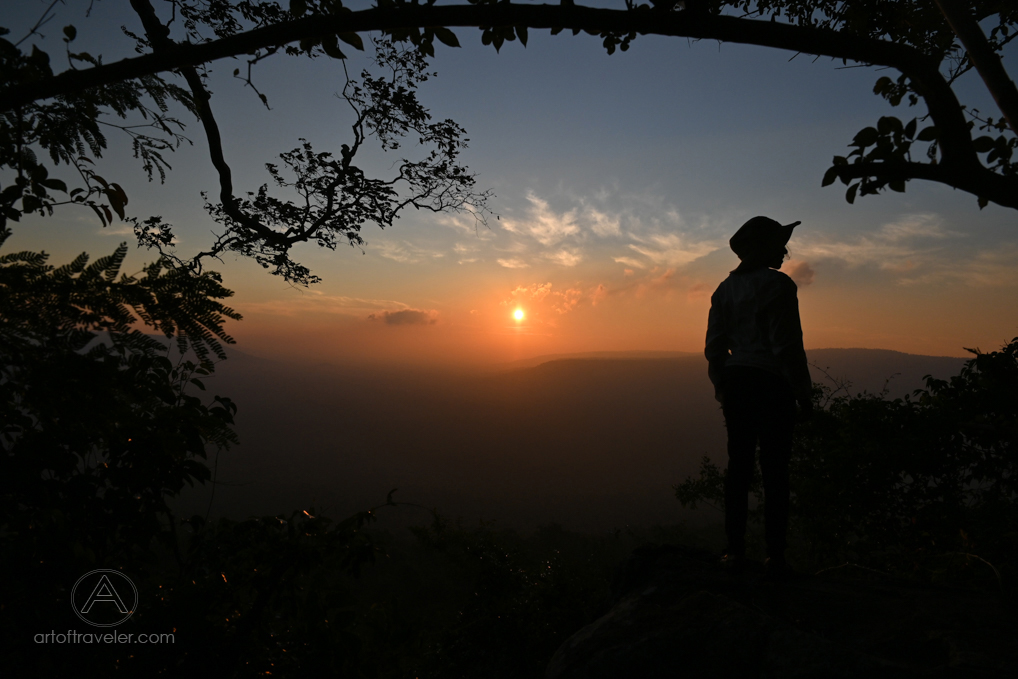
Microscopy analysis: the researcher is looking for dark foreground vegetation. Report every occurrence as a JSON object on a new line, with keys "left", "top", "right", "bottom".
{"left": 2, "top": 239, "right": 1016, "bottom": 677}
{"left": 677, "top": 337, "right": 1018, "bottom": 594}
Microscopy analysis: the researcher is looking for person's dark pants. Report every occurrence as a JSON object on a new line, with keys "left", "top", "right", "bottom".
{"left": 721, "top": 366, "right": 797, "bottom": 562}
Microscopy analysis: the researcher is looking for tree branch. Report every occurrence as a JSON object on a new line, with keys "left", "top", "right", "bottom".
{"left": 2, "top": 5, "right": 983, "bottom": 174}
{"left": 934, "top": 0, "right": 1018, "bottom": 136}
{"left": 128, "top": 0, "right": 289, "bottom": 273}
{"left": 830, "top": 160, "right": 1018, "bottom": 210}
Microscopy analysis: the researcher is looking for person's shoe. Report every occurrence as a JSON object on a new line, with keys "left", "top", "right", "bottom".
{"left": 719, "top": 552, "right": 746, "bottom": 575}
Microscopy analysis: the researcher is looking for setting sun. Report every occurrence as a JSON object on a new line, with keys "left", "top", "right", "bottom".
{"left": 513, "top": 308, "right": 525, "bottom": 321}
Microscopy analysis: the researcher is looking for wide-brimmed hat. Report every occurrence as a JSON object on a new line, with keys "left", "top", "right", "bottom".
{"left": 729, "top": 216, "right": 801, "bottom": 258}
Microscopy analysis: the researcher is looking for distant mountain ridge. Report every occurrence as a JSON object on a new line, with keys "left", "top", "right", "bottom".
{"left": 804, "top": 348, "right": 967, "bottom": 399}
{"left": 506, "top": 348, "right": 967, "bottom": 400}
{"left": 499, "top": 350, "right": 699, "bottom": 370}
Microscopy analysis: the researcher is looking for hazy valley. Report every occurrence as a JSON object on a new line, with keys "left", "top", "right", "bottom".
{"left": 176, "top": 348, "right": 968, "bottom": 532}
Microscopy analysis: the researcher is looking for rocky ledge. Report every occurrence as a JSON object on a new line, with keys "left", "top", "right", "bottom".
{"left": 546, "top": 544, "right": 1016, "bottom": 679}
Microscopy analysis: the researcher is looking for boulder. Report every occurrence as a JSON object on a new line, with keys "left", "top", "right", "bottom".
{"left": 546, "top": 544, "right": 1017, "bottom": 678}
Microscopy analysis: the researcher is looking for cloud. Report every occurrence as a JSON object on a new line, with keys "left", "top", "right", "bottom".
{"left": 590, "top": 283, "right": 608, "bottom": 306}
{"left": 505, "top": 283, "right": 553, "bottom": 304}
{"left": 545, "top": 248, "right": 583, "bottom": 267}
{"left": 613, "top": 256, "right": 645, "bottom": 269}
{"left": 553, "top": 288, "right": 583, "bottom": 314}
{"left": 783, "top": 259, "right": 815, "bottom": 286}
{"left": 627, "top": 232, "right": 718, "bottom": 268}
{"left": 501, "top": 193, "right": 580, "bottom": 246}
{"left": 436, "top": 214, "right": 491, "bottom": 237}
{"left": 586, "top": 209, "right": 621, "bottom": 237}
{"left": 796, "top": 214, "right": 956, "bottom": 271}
{"left": 687, "top": 282, "right": 709, "bottom": 301}
{"left": 368, "top": 308, "right": 438, "bottom": 325}
{"left": 97, "top": 224, "right": 139, "bottom": 237}
{"left": 243, "top": 293, "right": 409, "bottom": 317}
{"left": 897, "top": 242, "right": 1018, "bottom": 287}
{"left": 637, "top": 267, "right": 678, "bottom": 296}
{"left": 791, "top": 214, "right": 1018, "bottom": 287}
{"left": 375, "top": 240, "right": 445, "bottom": 264}
{"left": 497, "top": 257, "right": 529, "bottom": 269}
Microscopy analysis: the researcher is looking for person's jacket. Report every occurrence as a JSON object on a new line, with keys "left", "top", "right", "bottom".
{"left": 705, "top": 265, "right": 811, "bottom": 402}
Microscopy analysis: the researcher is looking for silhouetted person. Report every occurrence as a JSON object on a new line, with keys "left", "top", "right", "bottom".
{"left": 705, "top": 216, "right": 812, "bottom": 580}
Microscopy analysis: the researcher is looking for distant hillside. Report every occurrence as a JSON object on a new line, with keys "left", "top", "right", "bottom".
{"left": 180, "top": 348, "right": 971, "bottom": 532}
{"left": 501, "top": 350, "right": 699, "bottom": 370}
{"left": 508, "top": 348, "right": 967, "bottom": 399}
{"left": 805, "top": 348, "right": 967, "bottom": 399}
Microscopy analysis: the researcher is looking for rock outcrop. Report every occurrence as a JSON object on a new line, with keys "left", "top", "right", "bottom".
{"left": 546, "top": 544, "right": 1016, "bottom": 678}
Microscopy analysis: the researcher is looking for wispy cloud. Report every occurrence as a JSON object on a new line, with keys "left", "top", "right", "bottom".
{"left": 435, "top": 213, "right": 492, "bottom": 237}
{"left": 627, "top": 233, "right": 718, "bottom": 267}
{"left": 501, "top": 193, "right": 580, "bottom": 246}
{"left": 545, "top": 248, "right": 583, "bottom": 267}
{"left": 796, "top": 214, "right": 957, "bottom": 271}
{"left": 505, "top": 283, "right": 553, "bottom": 304}
{"left": 243, "top": 292, "right": 409, "bottom": 317}
{"left": 375, "top": 239, "right": 445, "bottom": 264}
{"left": 586, "top": 209, "right": 621, "bottom": 237}
{"left": 783, "top": 259, "right": 815, "bottom": 286}
{"left": 501, "top": 281, "right": 609, "bottom": 315}
{"left": 792, "top": 213, "right": 1018, "bottom": 287}
{"left": 898, "top": 242, "right": 1018, "bottom": 287}
{"left": 368, "top": 308, "right": 438, "bottom": 325}
{"left": 497, "top": 257, "right": 529, "bottom": 269}
{"left": 553, "top": 287, "right": 583, "bottom": 314}
{"left": 612, "top": 256, "right": 645, "bottom": 269}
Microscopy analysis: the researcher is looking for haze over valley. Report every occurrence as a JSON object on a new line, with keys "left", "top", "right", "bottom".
{"left": 176, "top": 348, "right": 968, "bottom": 532}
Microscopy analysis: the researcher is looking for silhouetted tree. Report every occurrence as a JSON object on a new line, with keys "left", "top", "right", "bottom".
{"left": 0, "top": 229, "right": 390, "bottom": 676}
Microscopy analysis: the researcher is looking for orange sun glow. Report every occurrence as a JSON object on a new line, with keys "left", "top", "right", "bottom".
{"left": 513, "top": 308, "right": 525, "bottom": 321}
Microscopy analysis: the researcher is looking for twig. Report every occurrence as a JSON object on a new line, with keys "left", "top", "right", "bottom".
{"left": 942, "top": 551, "right": 1004, "bottom": 592}
{"left": 14, "top": 0, "right": 63, "bottom": 48}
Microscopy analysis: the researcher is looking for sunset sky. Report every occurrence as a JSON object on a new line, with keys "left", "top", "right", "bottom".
{"left": 8, "top": 1, "right": 1018, "bottom": 367}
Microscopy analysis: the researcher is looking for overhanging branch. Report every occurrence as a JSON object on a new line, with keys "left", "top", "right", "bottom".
{"left": 1, "top": 5, "right": 981, "bottom": 172}
{"left": 934, "top": 0, "right": 1018, "bottom": 135}
{"left": 830, "top": 160, "right": 1018, "bottom": 210}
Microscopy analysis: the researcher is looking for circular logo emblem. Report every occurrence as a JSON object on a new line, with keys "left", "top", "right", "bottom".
{"left": 71, "top": 570, "right": 138, "bottom": 627}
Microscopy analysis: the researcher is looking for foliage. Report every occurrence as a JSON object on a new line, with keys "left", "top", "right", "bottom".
{"left": 124, "top": 507, "right": 381, "bottom": 677}
{"left": 0, "top": 8, "right": 491, "bottom": 285}
{"left": 675, "top": 338, "right": 1018, "bottom": 592}
{"left": 0, "top": 229, "right": 241, "bottom": 558}
{"left": 391, "top": 515, "right": 617, "bottom": 678}
{"left": 189, "top": 39, "right": 490, "bottom": 285}
{"left": 0, "top": 22, "right": 194, "bottom": 225}
{"left": 0, "top": 235, "right": 241, "bottom": 669}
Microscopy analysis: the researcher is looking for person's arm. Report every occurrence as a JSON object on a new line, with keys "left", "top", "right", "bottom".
{"left": 767, "top": 277, "right": 813, "bottom": 415}
{"left": 705, "top": 287, "right": 728, "bottom": 403}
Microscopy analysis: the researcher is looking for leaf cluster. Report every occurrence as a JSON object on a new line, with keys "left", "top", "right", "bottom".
{"left": 0, "top": 240, "right": 247, "bottom": 666}
{"left": 193, "top": 39, "right": 490, "bottom": 285}
{"left": 0, "top": 26, "right": 195, "bottom": 227}
{"left": 823, "top": 114, "right": 934, "bottom": 201}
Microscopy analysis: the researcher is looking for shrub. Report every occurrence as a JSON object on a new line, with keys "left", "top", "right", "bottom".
{"left": 675, "top": 340, "right": 1018, "bottom": 591}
